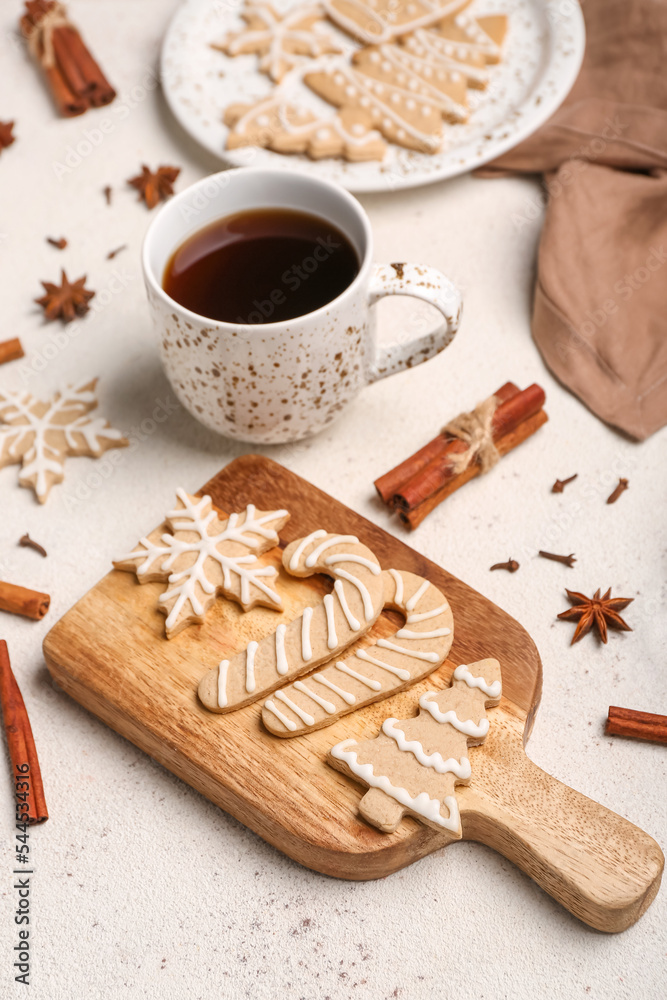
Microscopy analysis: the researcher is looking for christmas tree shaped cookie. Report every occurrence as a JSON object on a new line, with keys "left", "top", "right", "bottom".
{"left": 328, "top": 658, "right": 501, "bottom": 834}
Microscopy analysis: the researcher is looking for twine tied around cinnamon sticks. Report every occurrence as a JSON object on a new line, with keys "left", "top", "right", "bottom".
{"left": 24, "top": 0, "right": 69, "bottom": 68}
{"left": 20, "top": 1, "right": 116, "bottom": 116}
{"left": 441, "top": 393, "right": 502, "bottom": 477}
{"left": 374, "top": 382, "right": 548, "bottom": 529}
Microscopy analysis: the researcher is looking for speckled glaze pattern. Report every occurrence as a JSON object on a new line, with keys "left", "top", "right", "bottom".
{"left": 160, "top": 0, "right": 586, "bottom": 193}
{"left": 143, "top": 169, "right": 461, "bottom": 444}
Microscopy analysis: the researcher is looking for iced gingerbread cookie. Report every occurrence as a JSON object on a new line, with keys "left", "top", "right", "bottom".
{"left": 328, "top": 657, "right": 501, "bottom": 834}
{"left": 433, "top": 10, "right": 508, "bottom": 65}
{"left": 114, "top": 489, "right": 289, "bottom": 638}
{"left": 305, "top": 52, "right": 452, "bottom": 153}
{"left": 0, "top": 378, "right": 127, "bottom": 504}
{"left": 323, "top": 0, "right": 471, "bottom": 46}
{"left": 198, "top": 530, "right": 386, "bottom": 712}
{"left": 225, "top": 95, "right": 387, "bottom": 160}
{"left": 213, "top": 3, "right": 341, "bottom": 82}
{"left": 262, "top": 569, "right": 453, "bottom": 736}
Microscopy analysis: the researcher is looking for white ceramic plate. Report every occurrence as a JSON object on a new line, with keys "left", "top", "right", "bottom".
{"left": 161, "top": 0, "right": 585, "bottom": 193}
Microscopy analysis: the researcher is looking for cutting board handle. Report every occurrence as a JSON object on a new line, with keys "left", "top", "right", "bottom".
{"left": 463, "top": 747, "right": 664, "bottom": 932}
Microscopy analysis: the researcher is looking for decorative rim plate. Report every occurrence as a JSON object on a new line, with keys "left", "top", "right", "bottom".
{"left": 161, "top": 0, "right": 585, "bottom": 194}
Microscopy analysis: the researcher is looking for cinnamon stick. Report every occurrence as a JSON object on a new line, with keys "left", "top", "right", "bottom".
{"left": 374, "top": 381, "right": 520, "bottom": 505}
{"left": 0, "top": 582, "right": 50, "bottom": 621}
{"left": 20, "top": 2, "right": 115, "bottom": 117}
{"left": 606, "top": 706, "right": 667, "bottom": 745}
{"left": 399, "top": 409, "right": 549, "bottom": 529}
{"left": 0, "top": 338, "right": 24, "bottom": 366}
{"left": 0, "top": 641, "right": 48, "bottom": 823}
{"left": 395, "top": 384, "right": 546, "bottom": 512}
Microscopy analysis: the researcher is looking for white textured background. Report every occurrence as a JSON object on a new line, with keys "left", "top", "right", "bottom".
{"left": 0, "top": 2, "right": 665, "bottom": 998}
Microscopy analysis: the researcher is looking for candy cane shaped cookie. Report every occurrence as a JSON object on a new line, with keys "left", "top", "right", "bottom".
{"left": 261, "top": 569, "right": 453, "bottom": 736}
{"left": 198, "top": 531, "right": 385, "bottom": 713}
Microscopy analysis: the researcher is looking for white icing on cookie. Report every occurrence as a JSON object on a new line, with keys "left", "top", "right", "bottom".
{"left": 261, "top": 569, "right": 453, "bottom": 736}
{"left": 331, "top": 566, "right": 375, "bottom": 621}
{"left": 405, "top": 579, "right": 430, "bottom": 612}
{"left": 334, "top": 579, "right": 361, "bottom": 631}
{"left": 406, "top": 603, "right": 448, "bottom": 623}
{"left": 335, "top": 660, "right": 382, "bottom": 691}
{"left": 245, "top": 641, "right": 258, "bottom": 693}
{"left": 264, "top": 699, "right": 297, "bottom": 731}
{"left": 453, "top": 663, "right": 502, "bottom": 699}
{"left": 325, "top": 553, "right": 381, "bottom": 574}
{"left": 289, "top": 529, "right": 326, "bottom": 570}
{"left": 323, "top": 593, "right": 338, "bottom": 649}
{"left": 217, "top": 659, "right": 229, "bottom": 708}
{"left": 305, "top": 533, "right": 358, "bottom": 567}
{"left": 376, "top": 638, "right": 440, "bottom": 662}
{"left": 381, "top": 719, "right": 471, "bottom": 777}
{"left": 301, "top": 606, "right": 314, "bottom": 660}
{"left": 419, "top": 692, "right": 489, "bottom": 738}
{"left": 330, "top": 740, "right": 461, "bottom": 831}
{"left": 313, "top": 673, "right": 356, "bottom": 704}
{"left": 356, "top": 648, "right": 411, "bottom": 681}
{"left": 388, "top": 567, "right": 404, "bottom": 604}
{"left": 395, "top": 627, "right": 451, "bottom": 639}
{"left": 293, "top": 680, "right": 336, "bottom": 714}
{"left": 275, "top": 623, "right": 289, "bottom": 675}
{"left": 275, "top": 689, "right": 314, "bottom": 726}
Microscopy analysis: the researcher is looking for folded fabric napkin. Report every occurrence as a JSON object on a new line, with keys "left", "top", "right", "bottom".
{"left": 477, "top": 0, "right": 667, "bottom": 440}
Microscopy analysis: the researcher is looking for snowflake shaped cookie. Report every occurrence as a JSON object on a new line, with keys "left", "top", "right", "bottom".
{"left": 214, "top": 3, "right": 341, "bottom": 82}
{"left": 114, "top": 489, "right": 290, "bottom": 638}
{"left": 0, "top": 378, "right": 128, "bottom": 503}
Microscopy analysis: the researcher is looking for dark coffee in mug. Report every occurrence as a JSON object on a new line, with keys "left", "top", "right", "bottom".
{"left": 162, "top": 207, "right": 360, "bottom": 324}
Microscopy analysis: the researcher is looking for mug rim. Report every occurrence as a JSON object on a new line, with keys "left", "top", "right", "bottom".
{"left": 141, "top": 166, "right": 374, "bottom": 332}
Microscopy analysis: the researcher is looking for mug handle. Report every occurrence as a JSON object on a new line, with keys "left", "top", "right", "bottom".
{"left": 366, "top": 263, "right": 462, "bottom": 382}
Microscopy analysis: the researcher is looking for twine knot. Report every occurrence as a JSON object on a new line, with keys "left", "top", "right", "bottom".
{"left": 24, "top": 2, "right": 69, "bottom": 69}
{"left": 442, "top": 394, "right": 500, "bottom": 476}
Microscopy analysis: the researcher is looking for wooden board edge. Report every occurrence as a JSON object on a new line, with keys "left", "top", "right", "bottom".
{"left": 42, "top": 636, "right": 455, "bottom": 881}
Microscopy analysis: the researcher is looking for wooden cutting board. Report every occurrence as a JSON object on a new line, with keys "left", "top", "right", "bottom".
{"left": 42, "top": 455, "right": 663, "bottom": 932}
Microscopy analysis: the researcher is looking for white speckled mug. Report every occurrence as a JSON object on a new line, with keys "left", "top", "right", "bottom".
{"left": 142, "top": 168, "right": 461, "bottom": 444}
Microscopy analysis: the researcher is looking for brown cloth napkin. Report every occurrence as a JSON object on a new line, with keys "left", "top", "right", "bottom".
{"left": 477, "top": 0, "right": 667, "bottom": 440}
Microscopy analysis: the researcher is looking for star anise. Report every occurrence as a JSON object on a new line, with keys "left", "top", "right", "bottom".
{"left": 35, "top": 270, "right": 95, "bottom": 323}
{"left": 557, "top": 588, "right": 633, "bottom": 644}
{"left": 0, "top": 120, "right": 16, "bottom": 153}
{"left": 127, "top": 164, "right": 180, "bottom": 209}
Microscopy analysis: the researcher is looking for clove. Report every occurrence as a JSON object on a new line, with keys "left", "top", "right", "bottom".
{"left": 539, "top": 550, "right": 576, "bottom": 567}
{"left": 47, "top": 236, "right": 67, "bottom": 250}
{"left": 103, "top": 185, "right": 112, "bottom": 205}
{"left": 106, "top": 244, "right": 127, "bottom": 260}
{"left": 552, "top": 473, "right": 578, "bottom": 493}
{"left": 19, "top": 533, "right": 47, "bottom": 558}
{"left": 490, "top": 558, "right": 519, "bottom": 573}
{"left": 607, "top": 478, "right": 629, "bottom": 504}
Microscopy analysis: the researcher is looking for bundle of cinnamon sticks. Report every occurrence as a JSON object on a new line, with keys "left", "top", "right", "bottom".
{"left": 21, "top": 1, "right": 115, "bottom": 117}
{"left": 375, "top": 382, "right": 548, "bottom": 529}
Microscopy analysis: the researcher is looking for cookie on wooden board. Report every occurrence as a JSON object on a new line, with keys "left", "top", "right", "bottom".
{"left": 114, "top": 490, "right": 289, "bottom": 638}
{"left": 262, "top": 568, "right": 453, "bottom": 735}
{"left": 198, "top": 530, "right": 386, "bottom": 711}
{"left": 328, "top": 658, "right": 501, "bottom": 834}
